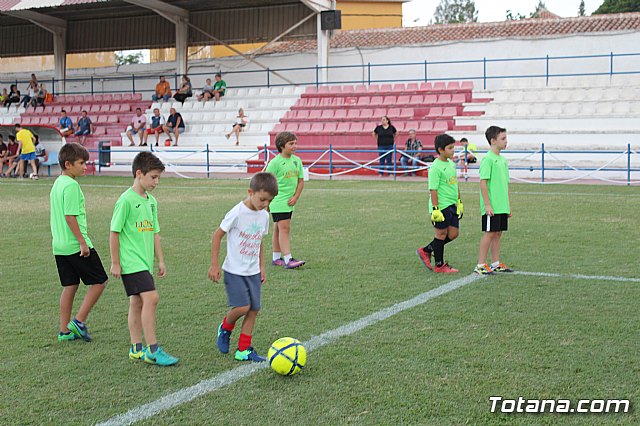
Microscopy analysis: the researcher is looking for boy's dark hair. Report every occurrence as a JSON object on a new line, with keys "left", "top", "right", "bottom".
{"left": 132, "top": 151, "right": 165, "bottom": 177}
{"left": 460, "top": 137, "right": 468, "bottom": 143}
{"left": 215, "top": 73, "right": 222, "bottom": 78}
{"left": 250, "top": 172, "right": 278, "bottom": 196}
{"left": 485, "top": 126, "right": 506, "bottom": 145}
{"left": 61, "top": 109, "right": 67, "bottom": 114}
{"left": 434, "top": 133, "right": 456, "bottom": 154}
{"left": 82, "top": 110, "right": 88, "bottom": 114}
{"left": 8, "top": 135, "right": 15, "bottom": 142}
{"left": 15, "top": 123, "right": 21, "bottom": 129}
{"left": 274, "top": 131, "right": 297, "bottom": 153}
{"left": 59, "top": 143, "right": 89, "bottom": 169}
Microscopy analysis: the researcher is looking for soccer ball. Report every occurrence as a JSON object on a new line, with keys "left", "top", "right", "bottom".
{"left": 268, "top": 337, "right": 306, "bottom": 376}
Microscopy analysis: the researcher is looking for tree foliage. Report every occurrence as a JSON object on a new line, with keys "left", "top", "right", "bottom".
{"left": 434, "top": 0, "right": 478, "bottom": 24}
{"left": 594, "top": 0, "right": 640, "bottom": 14}
{"left": 579, "top": 0, "right": 586, "bottom": 16}
{"left": 506, "top": 1, "right": 548, "bottom": 20}
{"left": 114, "top": 52, "right": 143, "bottom": 67}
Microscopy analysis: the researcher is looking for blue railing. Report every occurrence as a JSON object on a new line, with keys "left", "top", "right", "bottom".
{"left": 87, "top": 144, "right": 639, "bottom": 186}
{"left": 2, "top": 51, "right": 639, "bottom": 95}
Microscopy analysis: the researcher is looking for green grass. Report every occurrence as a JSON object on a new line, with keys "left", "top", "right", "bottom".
{"left": 1, "top": 177, "right": 639, "bottom": 425}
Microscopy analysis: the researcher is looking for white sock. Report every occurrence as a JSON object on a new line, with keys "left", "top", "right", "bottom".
{"left": 491, "top": 261, "right": 500, "bottom": 268}
{"left": 272, "top": 252, "right": 281, "bottom": 261}
{"left": 284, "top": 254, "right": 292, "bottom": 263}
{"left": 477, "top": 263, "right": 485, "bottom": 268}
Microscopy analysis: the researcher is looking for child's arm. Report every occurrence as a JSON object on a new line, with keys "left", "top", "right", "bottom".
{"left": 109, "top": 231, "right": 122, "bottom": 278}
{"left": 508, "top": 188, "right": 512, "bottom": 218}
{"left": 288, "top": 178, "right": 304, "bottom": 206}
{"left": 65, "top": 215, "right": 90, "bottom": 257}
{"left": 480, "top": 179, "right": 493, "bottom": 216}
{"left": 259, "top": 240, "right": 266, "bottom": 284}
{"left": 208, "top": 227, "right": 226, "bottom": 282}
{"left": 430, "top": 189, "right": 439, "bottom": 209}
{"left": 154, "top": 233, "right": 166, "bottom": 277}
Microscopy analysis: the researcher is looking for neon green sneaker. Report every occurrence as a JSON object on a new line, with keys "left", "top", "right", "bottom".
{"left": 129, "top": 345, "right": 145, "bottom": 361}
{"left": 58, "top": 331, "right": 78, "bottom": 341}
{"left": 143, "top": 346, "right": 179, "bottom": 366}
{"left": 235, "top": 347, "right": 266, "bottom": 362}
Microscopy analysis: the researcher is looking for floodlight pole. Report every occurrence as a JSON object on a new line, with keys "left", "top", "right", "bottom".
{"left": 300, "top": 0, "right": 333, "bottom": 85}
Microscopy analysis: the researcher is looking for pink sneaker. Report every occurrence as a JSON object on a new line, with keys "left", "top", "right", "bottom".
{"left": 434, "top": 263, "right": 459, "bottom": 273}
{"left": 284, "top": 258, "right": 305, "bottom": 269}
{"left": 272, "top": 259, "right": 286, "bottom": 267}
{"left": 416, "top": 248, "right": 432, "bottom": 271}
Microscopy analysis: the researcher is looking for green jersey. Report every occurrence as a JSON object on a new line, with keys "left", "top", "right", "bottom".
{"left": 50, "top": 175, "right": 93, "bottom": 255}
{"left": 479, "top": 150, "right": 510, "bottom": 215}
{"left": 110, "top": 187, "right": 160, "bottom": 274}
{"left": 266, "top": 154, "right": 304, "bottom": 213}
{"left": 428, "top": 158, "right": 458, "bottom": 211}
{"left": 213, "top": 79, "right": 226, "bottom": 94}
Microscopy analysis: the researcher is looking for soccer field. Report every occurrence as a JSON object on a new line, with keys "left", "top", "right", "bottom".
{"left": 1, "top": 177, "right": 639, "bottom": 425}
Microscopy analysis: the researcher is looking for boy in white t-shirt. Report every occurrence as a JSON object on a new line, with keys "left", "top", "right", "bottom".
{"left": 208, "top": 172, "right": 278, "bottom": 362}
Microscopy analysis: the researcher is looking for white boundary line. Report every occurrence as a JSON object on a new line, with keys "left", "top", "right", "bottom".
{"left": 514, "top": 271, "right": 640, "bottom": 283}
{"left": 96, "top": 269, "right": 640, "bottom": 425}
{"left": 97, "top": 274, "right": 483, "bottom": 426}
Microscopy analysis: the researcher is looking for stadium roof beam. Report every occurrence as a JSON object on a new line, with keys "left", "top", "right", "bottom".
{"left": 123, "top": 0, "right": 189, "bottom": 76}
{"left": 2, "top": 10, "right": 67, "bottom": 89}
{"left": 300, "top": 0, "right": 333, "bottom": 83}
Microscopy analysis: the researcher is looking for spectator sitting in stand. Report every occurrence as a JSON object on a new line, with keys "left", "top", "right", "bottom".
{"left": 0, "top": 135, "right": 7, "bottom": 177}
{"left": 152, "top": 76, "right": 172, "bottom": 102}
{"left": 6, "top": 84, "right": 21, "bottom": 108}
{"left": 30, "top": 83, "right": 47, "bottom": 109}
{"left": 21, "top": 80, "right": 38, "bottom": 108}
{"left": 197, "top": 78, "right": 214, "bottom": 102}
{"left": 75, "top": 110, "right": 94, "bottom": 145}
{"left": 173, "top": 75, "right": 192, "bottom": 103}
{"left": 454, "top": 137, "right": 478, "bottom": 178}
{"left": 144, "top": 108, "right": 166, "bottom": 147}
{"left": 225, "top": 108, "right": 248, "bottom": 146}
{"left": 0, "top": 88, "right": 8, "bottom": 107}
{"left": 400, "top": 129, "right": 423, "bottom": 177}
{"left": 126, "top": 107, "right": 147, "bottom": 147}
{"left": 4, "top": 135, "right": 20, "bottom": 177}
{"left": 59, "top": 110, "right": 74, "bottom": 137}
{"left": 163, "top": 107, "right": 185, "bottom": 147}
{"left": 212, "top": 73, "right": 226, "bottom": 101}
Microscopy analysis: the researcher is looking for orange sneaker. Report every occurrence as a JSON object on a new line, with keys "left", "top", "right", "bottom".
{"left": 434, "top": 263, "right": 459, "bottom": 273}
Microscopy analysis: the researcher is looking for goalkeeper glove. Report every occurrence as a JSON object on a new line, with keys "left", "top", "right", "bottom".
{"left": 456, "top": 198, "right": 464, "bottom": 219}
{"left": 431, "top": 206, "right": 445, "bottom": 223}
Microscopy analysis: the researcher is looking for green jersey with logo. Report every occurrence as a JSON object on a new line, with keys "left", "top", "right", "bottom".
{"left": 50, "top": 175, "right": 93, "bottom": 255}
{"left": 428, "top": 158, "right": 458, "bottom": 210}
{"left": 266, "top": 154, "right": 304, "bottom": 213}
{"left": 110, "top": 187, "right": 160, "bottom": 274}
{"left": 479, "top": 150, "right": 510, "bottom": 215}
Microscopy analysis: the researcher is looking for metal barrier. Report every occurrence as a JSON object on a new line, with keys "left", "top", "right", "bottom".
{"left": 3, "top": 51, "right": 639, "bottom": 95}
{"left": 90, "top": 144, "right": 639, "bottom": 186}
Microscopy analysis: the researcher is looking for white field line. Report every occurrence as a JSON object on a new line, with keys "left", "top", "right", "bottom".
{"left": 513, "top": 271, "right": 640, "bottom": 283}
{"left": 96, "top": 270, "right": 639, "bottom": 425}
{"left": 97, "top": 274, "right": 483, "bottom": 426}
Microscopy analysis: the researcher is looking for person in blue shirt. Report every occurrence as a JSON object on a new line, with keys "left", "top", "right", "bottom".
{"left": 59, "top": 110, "right": 74, "bottom": 138}
{"left": 143, "top": 108, "right": 166, "bottom": 147}
{"left": 74, "top": 110, "right": 94, "bottom": 146}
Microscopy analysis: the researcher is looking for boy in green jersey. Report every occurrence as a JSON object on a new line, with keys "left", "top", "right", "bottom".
{"left": 109, "top": 152, "right": 179, "bottom": 366}
{"left": 416, "top": 134, "right": 463, "bottom": 273}
{"left": 474, "top": 126, "right": 514, "bottom": 275}
{"left": 265, "top": 132, "right": 306, "bottom": 269}
{"left": 50, "top": 143, "right": 108, "bottom": 342}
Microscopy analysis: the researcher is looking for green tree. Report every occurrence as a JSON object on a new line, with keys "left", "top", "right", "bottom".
{"left": 530, "top": 1, "right": 547, "bottom": 18}
{"left": 579, "top": 0, "right": 586, "bottom": 15}
{"left": 114, "top": 51, "right": 143, "bottom": 68}
{"left": 434, "top": 0, "right": 478, "bottom": 24}
{"left": 506, "top": 1, "right": 547, "bottom": 20}
{"left": 594, "top": 0, "right": 640, "bottom": 14}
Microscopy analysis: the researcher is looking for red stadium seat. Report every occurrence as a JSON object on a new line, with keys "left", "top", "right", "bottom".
{"left": 99, "top": 105, "right": 110, "bottom": 113}
{"left": 366, "top": 84, "right": 380, "bottom": 93}
{"left": 433, "top": 121, "right": 448, "bottom": 132}
{"left": 419, "top": 121, "right": 434, "bottom": 132}
{"left": 298, "top": 123, "right": 311, "bottom": 133}
{"left": 350, "top": 122, "right": 365, "bottom": 133}
{"left": 346, "top": 110, "right": 360, "bottom": 120}
{"left": 399, "top": 108, "right": 413, "bottom": 119}
{"left": 442, "top": 107, "right": 457, "bottom": 117}
{"left": 53, "top": 105, "right": 62, "bottom": 113}
{"left": 392, "top": 83, "right": 406, "bottom": 92}
{"left": 446, "top": 81, "right": 461, "bottom": 91}
{"left": 360, "top": 109, "right": 374, "bottom": 119}
{"left": 424, "top": 94, "right": 437, "bottom": 104}
{"left": 379, "top": 84, "right": 392, "bottom": 93}
{"left": 354, "top": 85, "right": 367, "bottom": 94}
{"left": 406, "top": 83, "right": 419, "bottom": 93}
{"left": 370, "top": 96, "right": 383, "bottom": 105}
{"left": 336, "top": 122, "right": 350, "bottom": 132}
{"left": 310, "top": 123, "right": 324, "bottom": 133}
{"left": 341, "top": 85, "right": 355, "bottom": 95}
{"left": 320, "top": 110, "right": 334, "bottom": 120}
{"left": 383, "top": 95, "right": 396, "bottom": 105}
{"left": 461, "top": 81, "right": 474, "bottom": 90}
{"left": 387, "top": 108, "right": 401, "bottom": 119}
{"left": 323, "top": 122, "right": 338, "bottom": 133}
{"left": 309, "top": 110, "right": 321, "bottom": 120}
{"left": 419, "top": 82, "right": 433, "bottom": 92}
{"left": 373, "top": 108, "right": 386, "bottom": 117}
{"left": 438, "top": 94, "right": 452, "bottom": 104}
{"left": 296, "top": 110, "right": 310, "bottom": 120}
{"left": 429, "top": 107, "right": 444, "bottom": 117}
{"left": 409, "top": 95, "right": 423, "bottom": 105}
{"left": 451, "top": 93, "right": 466, "bottom": 104}
{"left": 305, "top": 87, "right": 318, "bottom": 95}
{"left": 90, "top": 105, "right": 100, "bottom": 113}
{"left": 357, "top": 97, "right": 371, "bottom": 106}
{"left": 334, "top": 110, "right": 347, "bottom": 120}
{"left": 432, "top": 82, "right": 447, "bottom": 91}
{"left": 102, "top": 94, "right": 113, "bottom": 102}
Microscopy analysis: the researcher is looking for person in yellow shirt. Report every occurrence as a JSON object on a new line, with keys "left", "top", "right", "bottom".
{"left": 15, "top": 123, "right": 39, "bottom": 180}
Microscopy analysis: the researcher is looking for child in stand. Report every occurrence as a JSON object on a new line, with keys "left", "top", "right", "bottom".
{"left": 209, "top": 172, "right": 278, "bottom": 362}
{"left": 266, "top": 132, "right": 306, "bottom": 269}
{"left": 416, "top": 134, "right": 463, "bottom": 273}
{"left": 109, "top": 152, "right": 179, "bottom": 366}
{"left": 474, "top": 126, "right": 513, "bottom": 275}
{"left": 50, "top": 143, "right": 108, "bottom": 341}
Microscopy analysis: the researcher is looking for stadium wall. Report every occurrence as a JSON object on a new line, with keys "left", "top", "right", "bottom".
{"left": 0, "top": 31, "right": 638, "bottom": 93}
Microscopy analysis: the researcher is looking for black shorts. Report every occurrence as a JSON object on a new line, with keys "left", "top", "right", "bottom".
{"left": 481, "top": 214, "right": 509, "bottom": 232}
{"left": 467, "top": 157, "right": 477, "bottom": 164}
{"left": 122, "top": 270, "right": 156, "bottom": 296}
{"left": 272, "top": 211, "right": 293, "bottom": 222}
{"left": 55, "top": 248, "right": 108, "bottom": 287}
{"left": 433, "top": 204, "right": 459, "bottom": 229}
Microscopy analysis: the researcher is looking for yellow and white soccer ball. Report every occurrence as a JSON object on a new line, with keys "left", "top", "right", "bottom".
{"left": 268, "top": 337, "right": 306, "bottom": 376}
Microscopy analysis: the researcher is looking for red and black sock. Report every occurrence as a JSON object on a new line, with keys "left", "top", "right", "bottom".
{"left": 222, "top": 316, "right": 235, "bottom": 332}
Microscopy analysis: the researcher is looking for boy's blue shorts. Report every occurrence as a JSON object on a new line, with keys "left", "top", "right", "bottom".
{"left": 20, "top": 152, "right": 36, "bottom": 161}
{"left": 224, "top": 271, "right": 261, "bottom": 310}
